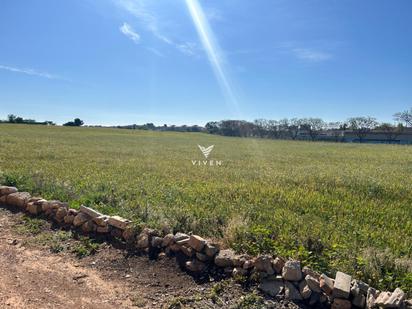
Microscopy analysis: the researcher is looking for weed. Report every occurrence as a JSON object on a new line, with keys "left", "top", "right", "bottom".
{"left": 15, "top": 216, "right": 46, "bottom": 235}
{"left": 71, "top": 236, "right": 99, "bottom": 258}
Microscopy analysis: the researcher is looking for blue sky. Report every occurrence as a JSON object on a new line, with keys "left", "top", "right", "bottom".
{"left": 0, "top": 0, "right": 411, "bottom": 126}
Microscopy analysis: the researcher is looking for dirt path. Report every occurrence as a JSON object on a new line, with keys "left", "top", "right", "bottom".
{"left": 0, "top": 205, "right": 304, "bottom": 309}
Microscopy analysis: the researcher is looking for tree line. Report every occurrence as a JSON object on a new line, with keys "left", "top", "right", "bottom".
{"left": 1, "top": 115, "right": 84, "bottom": 127}
{"left": 205, "top": 108, "right": 412, "bottom": 143}
{"left": 0, "top": 114, "right": 55, "bottom": 125}
{"left": 2, "top": 107, "right": 412, "bottom": 143}
{"left": 113, "top": 123, "right": 203, "bottom": 132}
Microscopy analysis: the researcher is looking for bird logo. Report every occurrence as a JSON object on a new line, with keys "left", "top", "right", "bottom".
{"left": 197, "top": 145, "right": 214, "bottom": 159}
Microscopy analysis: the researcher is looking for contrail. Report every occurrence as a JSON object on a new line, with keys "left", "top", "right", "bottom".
{"left": 185, "top": 0, "right": 240, "bottom": 115}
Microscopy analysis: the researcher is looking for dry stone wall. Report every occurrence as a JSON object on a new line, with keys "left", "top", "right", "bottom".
{"left": 0, "top": 185, "right": 411, "bottom": 309}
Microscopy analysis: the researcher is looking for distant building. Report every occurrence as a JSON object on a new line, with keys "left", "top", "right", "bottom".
{"left": 343, "top": 128, "right": 412, "bottom": 144}
{"left": 297, "top": 128, "right": 412, "bottom": 144}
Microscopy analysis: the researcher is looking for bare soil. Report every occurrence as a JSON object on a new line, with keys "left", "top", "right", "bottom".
{"left": 0, "top": 205, "right": 305, "bottom": 309}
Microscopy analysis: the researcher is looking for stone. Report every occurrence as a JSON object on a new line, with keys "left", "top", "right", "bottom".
{"left": 351, "top": 280, "right": 360, "bottom": 297}
{"left": 169, "top": 243, "right": 181, "bottom": 252}
{"left": 28, "top": 197, "right": 43, "bottom": 203}
{"left": 320, "top": 273, "right": 334, "bottom": 295}
{"left": 187, "top": 235, "right": 206, "bottom": 252}
{"left": 142, "top": 227, "right": 159, "bottom": 237}
{"left": 97, "top": 225, "right": 110, "bottom": 233}
{"left": 204, "top": 243, "right": 219, "bottom": 257}
{"left": 42, "top": 201, "right": 52, "bottom": 212}
{"left": 68, "top": 208, "right": 79, "bottom": 216}
{"left": 231, "top": 254, "right": 243, "bottom": 267}
{"left": 151, "top": 236, "right": 163, "bottom": 248}
{"left": 332, "top": 298, "right": 351, "bottom": 309}
{"left": 93, "top": 215, "right": 109, "bottom": 226}
{"left": 49, "top": 200, "right": 66, "bottom": 210}
{"left": 299, "top": 280, "right": 312, "bottom": 299}
{"left": 55, "top": 207, "right": 68, "bottom": 221}
{"left": 319, "top": 292, "right": 330, "bottom": 304}
{"left": 302, "top": 266, "right": 320, "bottom": 279}
{"left": 333, "top": 271, "right": 351, "bottom": 299}
{"left": 64, "top": 214, "right": 75, "bottom": 225}
{"left": 282, "top": 260, "right": 302, "bottom": 281}
{"left": 243, "top": 259, "right": 254, "bottom": 270}
{"left": 6, "top": 192, "right": 31, "bottom": 208}
{"left": 0, "top": 186, "right": 18, "bottom": 196}
{"left": 405, "top": 299, "right": 412, "bottom": 309}
{"left": 176, "top": 238, "right": 190, "bottom": 245}
{"left": 81, "top": 220, "right": 97, "bottom": 233}
{"left": 254, "top": 255, "right": 275, "bottom": 275}
{"left": 122, "top": 228, "right": 136, "bottom": 243}
{"left": 110, "top": 228, "right": 123, "bottom": 238}
{"left": 214, "top": 249, "right": 236, "bottom": 268}
{"left": 26, "top": 202, "right": 42, "bottom": 215}
{"left": 285, "top": 281, "right": 303, "bottom": 300}
{"left": 108, "top": 215, "right": 131, "bottom": 230}
{"left": 366, "top": 287, "right": 378, "bottom": 309}
{"left": 162, "top": 234, "right": 174, "bottom": 247}
{"left": 185, "top": 260, "right": 206, "bottom": 272}
{"left": 35, "top": 198, "right": 47, "bottom": 205}
{"left": 352, "top": 293, "right": 366, "bottom": 308}
{"left": 258, "top": 278, "right": 284, "bottom": 297}
{"left": 73, "top": 213, "right": 90, "bottom": 227}
{"left": 353, "top": 279, "right": 369, "bottom": 295}
{"left": 305, "top": 274, "right": 321, "bottom": 293}
{"left": 309, "top": 292, "right": 321, "bottom": 306}
{"left": 180, "top": 245, "right": 194, "bottom": 257}
{"left": 272, "top": 257, "right": 285, "bottom": 274}
{"left": 136, "top": 233, "right": 149, "bottom": 249}
{"left": 232, "top": 267, "right": 247, "bottom": 276}
{"left": 375, "top": 288, "right": 405, "bottom": 308}
{"left": 196, "top": 252, "right": 210, "bottom": 262}
{"left": 174, "top": 232, "right": 189, "bottom": 242}
{"left": 79, "top": 205, "right": 103, "bottom": 218}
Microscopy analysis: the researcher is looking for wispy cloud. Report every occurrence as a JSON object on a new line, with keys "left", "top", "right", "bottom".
{"left": 119, "top": 22, "right": 140, "bottom": 43}
{"left": 291, "top": 48, "right": 332, "bottom": 62}
{"left": 115, "top": 0, "right": 198, "bottom": 56}
{"left": 176, "top": 42, "right": 197, "bottom": 56}
{"left": 276, "top": 42, "right": 334, "bottom": 63}
{"left": 146, "top": 47, "right": 164, "bottom": 57}
{"left": 204, "top": 7, "right": 223, "bottom": 22}
{"left": 0, "top": 64, "right": 63, "bottom": 80}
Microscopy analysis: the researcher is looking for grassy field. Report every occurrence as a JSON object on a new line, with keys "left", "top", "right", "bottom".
{"left": 1, "top": 124, "right": 411, "bottom": 293}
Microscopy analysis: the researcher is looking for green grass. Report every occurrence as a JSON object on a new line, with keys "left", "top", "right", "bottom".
{"left": 1, "top": 124, "right": 412, "bottom": 293}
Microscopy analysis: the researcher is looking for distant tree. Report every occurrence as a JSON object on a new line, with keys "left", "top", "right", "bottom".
{"left": 7, "top": 114, "right": 17, "bottom": 123}
{"left": 339, "top": 122, "right": 349, "bottom": 131}
{"left": 267, "top": 120, "right": 281, "bottom": 139}
{"left": 74, "top": 118, "right": 84, "bottom": 126}
{"left": 376, "top": 123, "right": 404, "bottom": 143}
{"left": 205, "top": 121, "right": 220, "bottom": 134}
{"left": 301, "top": 118, "right": 326, "bottom": 141}
{"left": 63, "top": 118, "right": 84, "bottom": 127}
{"left": 254, "top": 119, "right": 269, "bottom": 138}
{"left": 393, "top": 108, "right": 412, "bottom": 127}
{"left": 287, "top": 118, "right": 302, "bottom": 140}
{"left": 14, "top": 117, "right": 24, "bottom": 123}
{"left": 144, "top": 123, "right": 155, "bottom": 130}
{"left": 347, "top": 116, "right": 378, "bottom": 143}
